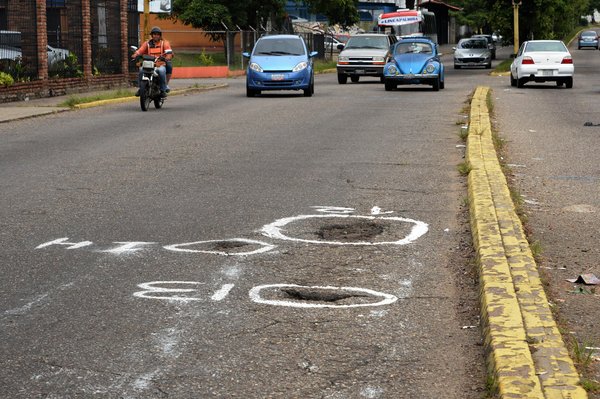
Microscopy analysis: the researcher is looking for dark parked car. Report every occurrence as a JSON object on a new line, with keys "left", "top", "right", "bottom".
{"left": 472, "top": 34, "right": 496, "bottom": 59}
{"left": 577, "top": 30, "right": 599, "bottom": 50}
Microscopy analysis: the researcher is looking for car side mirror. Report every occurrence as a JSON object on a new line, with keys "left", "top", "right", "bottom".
{"left": 242, "top": 52, "right": 250, "bottom": 58}
{"left": 309, "top": 51, "right": 318, "bottom": 58}
{"left": 337, "top": 44, "right": 345, "bottom": 50}
{"left": 452, "top": 47, "right": 457, "bottom": 51}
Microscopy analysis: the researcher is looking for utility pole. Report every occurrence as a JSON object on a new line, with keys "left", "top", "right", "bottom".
{"left": 143, "top": 0, "right": 150, "bottom": 40}
{"left": 512, "top": 0, "right": 521, "bottom": 55}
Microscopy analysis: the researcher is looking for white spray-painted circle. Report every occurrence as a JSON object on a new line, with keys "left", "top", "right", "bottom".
{"left": 164, "top": 238, "right": 276, "bottom": 256}
{"left": 249, "top": 284, "right": 398, "bottom": 308}
{"left": 261, "top": 214, "right": 428, "bottom": 246}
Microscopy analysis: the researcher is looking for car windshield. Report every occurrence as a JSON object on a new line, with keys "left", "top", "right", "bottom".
{"left": 344, "top": 36, "right": 389, "bottom": 50}
{"left": 459, "top": 40, "right": 487, "bottom": 49}
{"left": 395, "top": 42, "right": 433, "bottom": 55}
{"left": 253, "top": 38, "right": 305, "bottom": 56}
{"left": 525, "top": 41, "right": 567, "bottom": 52}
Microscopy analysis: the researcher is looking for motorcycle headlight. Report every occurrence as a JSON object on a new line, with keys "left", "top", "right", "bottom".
{"left": 425, "top": 64, "right": 436, "bottom": 73}
{"left": 249, "top": 62, "right": 263, "bottom": 73}
{"left": 293, "top": 61, "right": 308, "bottom": 72}
{"left": 387, "top": 64, "right": 398, "bottom": 75}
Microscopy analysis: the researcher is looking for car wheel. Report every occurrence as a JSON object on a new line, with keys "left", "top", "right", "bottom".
{"left": 485, "top": 62, "right": 492, "bottom": 69}
{"left": 380, "top": 76, "right": 385, "bottom": 83}
{"left": 556, "top": 81, "right": 564, "bottom": 87}
{"left": 440, "top": 78, "right": 445, "bottom": 89}
{"left": 337, "top": 73, "right": 347, "bottom": 84}
{"left": 350, "top": 76, "right": 359, "bottom": 83}
{"left": 432, "top": 77, "right": 440, "bottom": 91}
{"left": 454, "top": 64, "right": 460, "bottom": 69}
{"left": 304, "top": 79, "right": 314, "bottom": 97}
{"left": 510, "top": 73, "right": 516, "bottom": 87}
{"left": 517, "top": 78, "right": 525, "bottom": 88}
{"left": 566, "top": 77, "right": 573, "bottom": 89}
{"left": 246, "top": 85, "right": 257, "bottom": 97}
{"left": 384, "top": 80, "right": 395, "bottom": 91}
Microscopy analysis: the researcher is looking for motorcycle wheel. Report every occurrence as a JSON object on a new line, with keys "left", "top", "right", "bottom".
{"left": 140, "top": 81, "right": 151, "bottom": 112}
{"left": 154, "top": 97, "right": 164, "bottom": 109}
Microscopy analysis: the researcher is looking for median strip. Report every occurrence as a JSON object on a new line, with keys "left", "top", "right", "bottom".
{"left": 466, "top": 86, "right": 587, "bottom": 399}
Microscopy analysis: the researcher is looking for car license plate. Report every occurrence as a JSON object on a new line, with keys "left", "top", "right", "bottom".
{"left": 355, "top": 69, "right": 365, "bottom": 74}
{"left": 540, "top": 69, "right": 554, "bottom": 76}
{"left": 270, "top": 74, "right": 285, "bottom": 81}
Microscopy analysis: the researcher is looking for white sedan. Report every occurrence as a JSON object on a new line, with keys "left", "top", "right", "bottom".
{"left": 510, "top": 40, "right": 574, "bottom": 88}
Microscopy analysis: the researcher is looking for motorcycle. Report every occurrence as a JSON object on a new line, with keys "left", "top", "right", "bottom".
{"left": 131, "top": 46, "right": 167, "bottom": 112}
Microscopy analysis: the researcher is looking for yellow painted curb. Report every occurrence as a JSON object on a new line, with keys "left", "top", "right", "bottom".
{"left": 466, "top": 86, "right": 587, "bottom": 399}
{"left": 73, "top": 84, "right": 228, "bottom": 109}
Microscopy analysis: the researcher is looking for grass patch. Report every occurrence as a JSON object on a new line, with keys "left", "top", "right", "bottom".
{"left": 493, "top": 59, "right": 512, "bottom": 73}
{"left": 458, "top": 161, "right": 472, "bottom": 176}
{"left": 314, "top": 59, "right": 337, "bottom": 73}
{"left": 59, "top": 88, "right": 135, "bottom": 107}
{"left": 529, "top": 240, "right": 543, "bottom": 261}
{"left": 570, "top": 337, "right": 596, "bottom": 368}
{"left": 580, "top": 378, "right": 600, "bottom": 392}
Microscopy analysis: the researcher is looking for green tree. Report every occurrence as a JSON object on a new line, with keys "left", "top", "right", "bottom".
{"left": 454, "top": 0, "right": 591, "bottom": 46}
{"left": 305, "top": 0, "right": 360, "bottom": 28}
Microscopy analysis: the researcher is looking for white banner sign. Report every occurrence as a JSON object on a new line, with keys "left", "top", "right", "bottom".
{"left": 137, "top": 0, "right": 171, "bottom": 13}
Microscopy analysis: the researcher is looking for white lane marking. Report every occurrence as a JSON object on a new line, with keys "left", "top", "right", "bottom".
{"left": 4, "top": 293, "right": 49, "bottom": 315}
{"left": 102, "top": 242, "right": 156, "bottom": 254}
{"left": 249, "top": 284, "right": 398, "bottom": 308}
{"left": 133, "top": 281, "right": 204, "bottom": 302}
{"left": 261, "top": 214, "right": 428, "bottom": 246}
{"left": 211, "top": 284, "right": 235, "bottom": 301}
{"left": 35, "top": 237, "right": 93, "bottom": 249}
{"left": 163, "top": 238, "right": 276, "bottom": 256}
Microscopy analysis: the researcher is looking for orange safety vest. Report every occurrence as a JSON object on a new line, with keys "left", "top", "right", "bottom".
{"left": 137, "top": 39, "right": 173, "bottom": 66}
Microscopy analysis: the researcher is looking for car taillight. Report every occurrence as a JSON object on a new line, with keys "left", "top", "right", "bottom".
{"left": 521, "top": 57, "right": 535, "bottom": 65}
{"left": 561, "top": 56, "right": 573, "bottom": 64}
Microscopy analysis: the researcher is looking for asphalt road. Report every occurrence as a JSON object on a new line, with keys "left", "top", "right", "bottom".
{"left": 2, "top": 49, "right": 509, "bottom": 398}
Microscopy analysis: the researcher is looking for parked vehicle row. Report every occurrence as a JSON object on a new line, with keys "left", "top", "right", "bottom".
{"left": 241, "top": 33, "right": 578, "bottom": 97}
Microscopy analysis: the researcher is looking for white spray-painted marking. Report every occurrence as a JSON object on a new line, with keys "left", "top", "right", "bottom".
{"left": 261, "top": 214, "right": 428, "bottom": 246}
{"left": 133, "top": 281, "right": 204, "bottom": 302}
{"left": 131, "top": 369, "right": 160, "bottom": 391}
{"left": 370, "top": 206, "right": 393, "bottom": 215}
{"left": 101, "top": 242, "right": 156, "bottom": 254}
{"left": 4, "top": 293, "right": 49, "bottom": 316}
{"left": 35, "top": 237, "right": 93, "bottom": 250}
{"left": 311, "top": 206, "right": 355, "bottom": 214}
{"left": 249, "top": 284, "right": 398, "bottom": 308}
{"left": 164, "top": 238, "right": 276, "bottom": 256}
{"left": 361, "top": 386, "right": 385, "bottom": 398}
{"left": 4, "top": 282, "right": 74, "bottom": 316}
{"left": 211, "top": 284, "right": 235, "bottom": 301}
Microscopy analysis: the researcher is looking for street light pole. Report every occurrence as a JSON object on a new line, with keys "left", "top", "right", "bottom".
{"left": 512, "top": 0, "right": 521, "bottom": 55}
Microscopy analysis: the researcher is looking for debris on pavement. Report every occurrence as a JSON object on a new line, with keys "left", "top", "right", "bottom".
{"left": 566, "top": 273, "right": 600, "bottom": 285}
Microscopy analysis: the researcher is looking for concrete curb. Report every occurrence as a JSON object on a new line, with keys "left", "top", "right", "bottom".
{"left": 73, "top": 84, "right": 228, "bottom": 109}
{"left": 466, "top": 86, "right": 587, "bottom": 399}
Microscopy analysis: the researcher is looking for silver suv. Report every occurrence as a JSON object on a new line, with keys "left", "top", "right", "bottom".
{"left": 336, "top": 33, "right": 397, "bottom": 84}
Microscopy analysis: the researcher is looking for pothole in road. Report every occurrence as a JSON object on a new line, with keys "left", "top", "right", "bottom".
{"left": 316, "top": 221, "right": 385, "bottom": 242}
{"left": 281, "top": 287, "right": 369, "bottom": 303}
{"left": 211, "top": 241, "right": 250, "bottom": 251}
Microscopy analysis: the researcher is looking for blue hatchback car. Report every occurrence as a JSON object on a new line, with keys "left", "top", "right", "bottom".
{"left": 383, "top": 38, "right": 445, "bottom": 91}
{"left": 243, "top": 34, "right": 318, "bottom": 97}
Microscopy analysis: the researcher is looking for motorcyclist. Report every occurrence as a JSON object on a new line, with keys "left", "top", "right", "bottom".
{"left": 132, "top": 26, "right": 173, "bottom": 97}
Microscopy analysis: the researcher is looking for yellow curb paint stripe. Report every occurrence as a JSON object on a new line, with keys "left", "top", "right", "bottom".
{"left": 467, "top": 86, "right": 587, "bottom": 398}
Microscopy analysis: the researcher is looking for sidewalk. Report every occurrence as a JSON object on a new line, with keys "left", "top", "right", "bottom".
{"left": 0, "top": 78, "right": 230, "bottom": 123}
